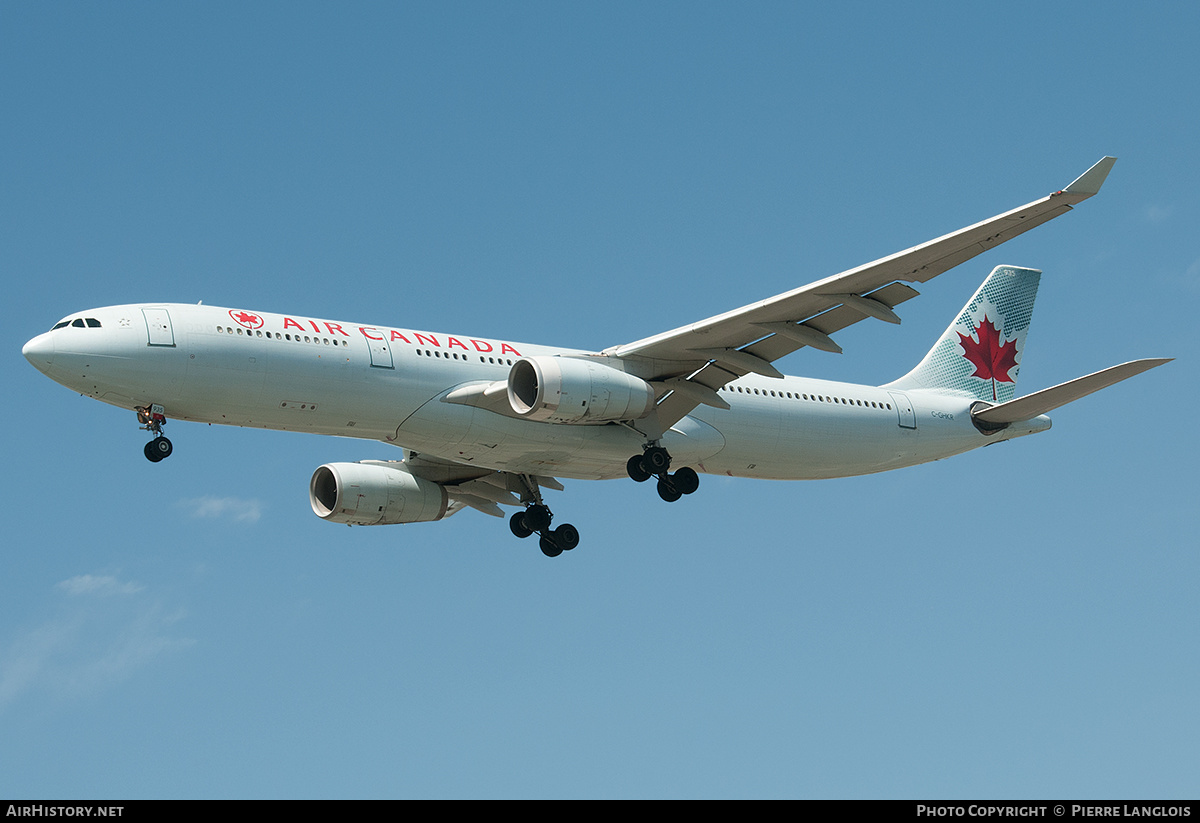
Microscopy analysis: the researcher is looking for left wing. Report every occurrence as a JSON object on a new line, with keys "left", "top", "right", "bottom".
{"left": 605, "top": 157, "right": 1117, "bottom": 429}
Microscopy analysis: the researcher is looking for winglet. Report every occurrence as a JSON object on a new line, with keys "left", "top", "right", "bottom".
{"left": 1061, "top": 156, "right": 1117, "bottom": 198}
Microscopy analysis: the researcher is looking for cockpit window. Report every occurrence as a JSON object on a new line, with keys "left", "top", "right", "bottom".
{"left": 51, "top": 317, "right": 103, "bottom": 330}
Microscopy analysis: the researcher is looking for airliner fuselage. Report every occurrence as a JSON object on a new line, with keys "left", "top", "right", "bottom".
{"left": 23, "top": 302, "right": 1035, "bottom": 483}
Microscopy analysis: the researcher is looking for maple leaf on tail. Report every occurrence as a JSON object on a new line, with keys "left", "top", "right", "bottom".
{"left": 958, "top": 315, "right": 1019, "bottom": 400}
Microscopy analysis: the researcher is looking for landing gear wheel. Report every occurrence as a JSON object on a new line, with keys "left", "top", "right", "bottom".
{"left": 673, "top": 466, "right": 700, "bottom": 495}
{"left": 144, "top": 437, "right": 173, "bottom": 462}
{"left": 137, "top": 406, "right": 171, "bottom": 463}
{"left": 643, "top": 446, "right": 671, "bottom": 475}
{"left": 553, "top": 523, "right": 580, "bottom": 552}
{"left": 510, "top": 510, "right": 534, "bottom": 539}
{"left": 539, "top": 533, "right": 563, "bottom": 557}
{"left": 657, "top": 476, "right": 682, "bottom": 503}
{"left": 522, "top": 504, "right": 552, "bottom": 532}
{"left": 626, "top": 454, "right": 652, "bottom": 483}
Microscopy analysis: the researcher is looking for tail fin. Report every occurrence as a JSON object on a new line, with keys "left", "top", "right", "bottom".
{"left": 886, "top": 265, "right": 1040, "bottom": 402}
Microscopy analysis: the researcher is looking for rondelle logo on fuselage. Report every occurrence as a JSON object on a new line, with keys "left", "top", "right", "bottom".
{"left": 229, "top": 310, "right": 264, "bottom": 330}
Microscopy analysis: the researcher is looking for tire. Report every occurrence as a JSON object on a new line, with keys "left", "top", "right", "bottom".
{"left": 643, "top": 447, "right": 671, "bottom": 474}
{"left": 553, "top": 523, "right": 580, "bottom": 551}
{"left": 673, "top": 467, "right": 700, "bottom": 495}
{"left": 523, "top": 504, "right": 552, "bottom": 532}
{"left": 539, "top": 534, "right": 563, "bottom": 557}
{"left": 510, "top": 510, "right": 534, "bottom": 539}
{"left": 143, "top": 441, "right": 163, "bottom": 463}
{"left": 626, "top": 454, "right": 651, "bottom": 483}
{"left": 150, "top": 437, "right": 173, "bottom": 460}
{"left": 656, "top": 477, "right": 682, "bottom": 503}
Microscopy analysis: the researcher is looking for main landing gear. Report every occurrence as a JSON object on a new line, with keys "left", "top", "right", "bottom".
{"left": 627, "top": 445, "right": 699, "bottom": 503}
{"left": 136, "top": 404, "right": 173, "bottom": 463}
{"left": 508, "top": 477, "right": 580, "bottom": 558}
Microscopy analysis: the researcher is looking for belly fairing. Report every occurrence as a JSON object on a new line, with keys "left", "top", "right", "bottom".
{"left": 394, "top": 389, "right": 727, "bottom": 480}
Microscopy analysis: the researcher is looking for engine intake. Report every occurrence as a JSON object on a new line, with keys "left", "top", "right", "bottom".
{"left": 507, "top": 356, "right": 656, "bottom": 424}
{"left": 310, "top": 461, "right": 448, "bottom": 525}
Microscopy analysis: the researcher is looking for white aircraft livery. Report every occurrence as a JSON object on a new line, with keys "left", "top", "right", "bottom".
{"left": 23, "top": 157, "right": 1169, "bottom": 557}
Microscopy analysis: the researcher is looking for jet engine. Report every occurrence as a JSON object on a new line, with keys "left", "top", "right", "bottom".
{"left": 310, "top": 461, "right": 448, "bottom": 525}
{"left": 506, "top": 356, "right": 656, "bottom": 424}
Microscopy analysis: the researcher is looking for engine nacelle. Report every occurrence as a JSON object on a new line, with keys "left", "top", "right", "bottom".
{"left": 309, "top": 461, "right": 448, "bottom": 525}
{"left": 506, "top": 356, "right": 656, "bottom": 424}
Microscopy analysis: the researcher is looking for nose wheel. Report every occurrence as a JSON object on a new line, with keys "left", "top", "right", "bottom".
{"left": 144, "top": 436, "right": 173, "bottom": 463}
{"left": 627, "top": 446, "right": 700, "bottom": 502}
{"left": 136, "top": 404, "right": 174, "bottom": 463}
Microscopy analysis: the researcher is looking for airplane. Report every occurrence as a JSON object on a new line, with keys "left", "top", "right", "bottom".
{"left": 22, "top": 156, "right": 1170, "bottom": 557}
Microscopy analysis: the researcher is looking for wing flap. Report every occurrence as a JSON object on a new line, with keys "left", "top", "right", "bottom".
{"left": 444, "top": 493, "right": 506, "bottom": 518}
{"left": 744, "top": 282, "right": 921, "bottom": 363}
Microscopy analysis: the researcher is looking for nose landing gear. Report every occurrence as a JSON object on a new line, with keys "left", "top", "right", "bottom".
{"left": 627, "top": 445, "right": 700, "bottom": 502}
{"left": 136, "top": 405, "right": 173, "bottom": 463}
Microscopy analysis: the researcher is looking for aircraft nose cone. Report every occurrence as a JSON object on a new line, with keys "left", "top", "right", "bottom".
{"left": 22, "top": 332, "right": 55, "bottom": 374}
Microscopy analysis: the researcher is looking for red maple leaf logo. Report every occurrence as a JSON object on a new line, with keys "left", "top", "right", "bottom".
{"left": 958, "top": 315, "right": 1019, "bottom": 400}
{"left": 229, "top": 310, "right": 263, "bottom": 329}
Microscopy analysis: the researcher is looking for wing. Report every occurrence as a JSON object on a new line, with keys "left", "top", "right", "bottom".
{"left": 605, "top": 157, "right": 1117, "bottom": 430}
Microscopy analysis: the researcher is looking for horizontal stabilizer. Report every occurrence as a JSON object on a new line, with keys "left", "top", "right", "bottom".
{"left": 972, "top": 358, "right": 1170, "bottom": 425}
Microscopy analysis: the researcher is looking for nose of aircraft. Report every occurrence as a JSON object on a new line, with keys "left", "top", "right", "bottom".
{"left": 22, "top": 332, "right": 55, "bottom": 374}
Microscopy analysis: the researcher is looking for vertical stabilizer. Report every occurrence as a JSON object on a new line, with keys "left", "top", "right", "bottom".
{"left": 886, "top": 265, "right": 1040, "bottom": 402}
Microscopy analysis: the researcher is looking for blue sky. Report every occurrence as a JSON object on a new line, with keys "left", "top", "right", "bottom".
{"left": 3, "top": 2, "right": 1197, "bottom": 799}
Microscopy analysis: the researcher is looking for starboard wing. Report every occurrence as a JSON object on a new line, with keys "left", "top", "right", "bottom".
{"left": 605, "top": 157, "right": 1117, "bottom": 429}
